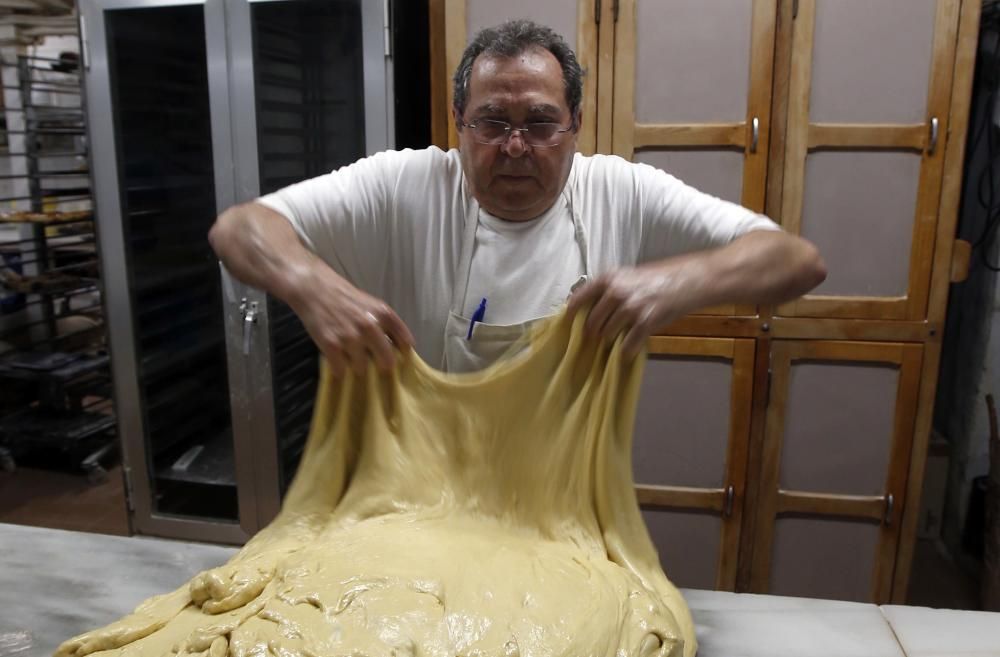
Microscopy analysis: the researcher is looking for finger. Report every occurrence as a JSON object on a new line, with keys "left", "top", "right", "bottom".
{"left": 601, "top": 305, "right": 636, "bottom": 343}
{"left": 622, "top": 308, "right": 656, "bottom": 358}
{"left": 566, "top": 279, "right": 604, "bottom": 320}
{"left": 324, "top": 347, "right": 348, "bottom": 378}
{"left": 622, "top": 323, "right": 649, "bottom": 360}
{"left": 585, "top": 289, "right": 620, "bottom": 338}
{"left": 341, "top": 329, "right": 370, "bottom": 376}
{"left": 378, "top": 308, "right": 415, "bottom": 351}
{"left": 361, "top": 314, "right": 396, "bottom": 372}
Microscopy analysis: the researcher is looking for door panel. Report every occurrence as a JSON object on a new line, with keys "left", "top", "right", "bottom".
{"left": 84, "top": 0, "right": 249, "bottom": 543}
{"left": 809, "top": 0, "right": 938, "bottom": 124}
{"left": 632, "top": 336, "right": 754, "bottom": 590}
{"left": 634, "top": 150, "right": 745, "bottom": 206}
{"left": 634, "top": 356, "right": 732, "bottom": 489}
{"left": 777, "top": 0, "right": 960, "bottom": 320}
{"left": 634, "top": 0, "right": 752, "bottom": 123}
{"left": 800, "top": 152, "right": 920, "bottom": 298}
{"left": 780, "top": 362, "right": 897, "bottom": 496}
{"left": 614, "top": 0, "right": 776, "bottom": 317}
{"left": 643, "top": 509, "right": 723, "bottom": 591}
{"left": 224, "top": 0, "right": 391, "bottom": 528}
{"left": 770, "top": 516, "right": 881, "bottom": 602}
{"left": 750, "top": 340, "right": 923, "bottom": 602}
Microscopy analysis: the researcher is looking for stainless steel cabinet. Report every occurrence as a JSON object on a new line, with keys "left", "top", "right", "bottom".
{"left": 82, "top": 0, "right": 393, "bottom": 543}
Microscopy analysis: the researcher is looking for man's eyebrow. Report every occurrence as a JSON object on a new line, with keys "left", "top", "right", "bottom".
{"left": 528, "top": 104, "right": 561, "bottom": 115}
{"left": 470, "top": 103, "right": 506, "bottom": 115}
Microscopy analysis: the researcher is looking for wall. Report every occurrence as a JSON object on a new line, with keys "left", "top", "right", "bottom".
{"left": 935, "top": 15, "right": 1000, "bottom": 558}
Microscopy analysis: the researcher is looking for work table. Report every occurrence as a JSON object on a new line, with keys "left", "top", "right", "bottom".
{"left": 1, "top": 522, "right": 996, "bottom": 657}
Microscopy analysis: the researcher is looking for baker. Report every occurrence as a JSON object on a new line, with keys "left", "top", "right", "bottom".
{"left": 209, "top": 19, "right": 826, "bottom": 375}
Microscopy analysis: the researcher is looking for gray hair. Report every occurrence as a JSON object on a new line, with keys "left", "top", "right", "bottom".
{"left": 452, "top": 19, "right": 584, "bottom": 121}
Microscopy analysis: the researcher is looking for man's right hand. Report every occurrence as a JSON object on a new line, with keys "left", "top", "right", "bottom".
{"left": 288, "top": 266, "right": 414, "bottom": 377}
{"left": 209, "top": 202, "right": 414, "bottom": 378}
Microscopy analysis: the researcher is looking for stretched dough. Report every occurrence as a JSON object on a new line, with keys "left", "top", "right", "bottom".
{"left": 56, "top": 311, "right": 696, "bottom": 657}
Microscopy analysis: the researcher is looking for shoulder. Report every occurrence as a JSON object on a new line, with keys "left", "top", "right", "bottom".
{"left": 570, "top": 152, "right": 672, "bottom": 189}
{"left": 362, "top": 146, "right": 463, "bottom": 189}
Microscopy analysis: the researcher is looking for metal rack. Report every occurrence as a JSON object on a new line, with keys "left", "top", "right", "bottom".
{"left": 0, "top": 51, "right": 115, "bottom": 482}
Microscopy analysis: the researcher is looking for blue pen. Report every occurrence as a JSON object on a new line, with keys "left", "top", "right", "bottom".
{"left": 467, "top": 297, "right": 487, "bottom": 339}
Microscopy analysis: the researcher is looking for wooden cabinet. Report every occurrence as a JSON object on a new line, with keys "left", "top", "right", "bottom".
{"left": 434, "top": 0, "right": 981, "bottom": 603}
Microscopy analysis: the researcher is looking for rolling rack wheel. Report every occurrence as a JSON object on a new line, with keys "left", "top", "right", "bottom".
{"left": 85, "top": 463, "right": 108, "bottom": 485}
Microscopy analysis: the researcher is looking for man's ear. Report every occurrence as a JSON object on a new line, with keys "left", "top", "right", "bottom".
{"left": 573, "top": 109, "right": 583, "bottom": 131}
{"left": 452, "top": 106, "right": 463, "bottom": 131}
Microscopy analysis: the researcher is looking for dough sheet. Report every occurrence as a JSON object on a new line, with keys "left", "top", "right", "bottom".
{"left": 55, "top": 311, "right": 696, "bottom": 657}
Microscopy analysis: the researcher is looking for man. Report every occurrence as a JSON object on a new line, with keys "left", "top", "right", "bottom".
{"left": 209, "top": 20, "right": 826, "bottom": 376}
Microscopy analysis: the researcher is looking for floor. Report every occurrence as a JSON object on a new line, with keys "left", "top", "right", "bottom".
{"left": 0, "top": 464, "right": 129, "bottom": 535}
{"left": 906, "top": 537, "right": 981, "bottom": 610}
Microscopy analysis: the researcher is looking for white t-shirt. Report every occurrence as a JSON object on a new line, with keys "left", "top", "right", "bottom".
{"left": 257, "top": 147, "right": 779, "bottom": 366}
{"left": 464, "top": 194, "right": 584, "bottom": 324}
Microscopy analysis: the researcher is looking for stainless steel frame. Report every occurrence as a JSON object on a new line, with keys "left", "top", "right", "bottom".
{"left": 223, "top": 0, "right": 395, "bottom": 527}
{"left": 83, "top": 0, "right": 395, "bottom": 541}
{"left": 82, "top": 0, "right": 249, "bottom": 544}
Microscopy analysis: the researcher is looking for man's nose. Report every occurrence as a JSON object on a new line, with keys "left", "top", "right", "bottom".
{"left": 500, "top": 129, "right": 528, "bottom": 157}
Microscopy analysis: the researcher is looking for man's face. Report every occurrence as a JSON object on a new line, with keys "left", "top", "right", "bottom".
{"left": 455, "top": 47, "right": 580, "bottom": 222}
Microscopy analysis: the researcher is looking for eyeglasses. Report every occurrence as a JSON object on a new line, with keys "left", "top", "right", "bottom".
{"left": 460, "top": 119, "right": 575, "bottom": 147}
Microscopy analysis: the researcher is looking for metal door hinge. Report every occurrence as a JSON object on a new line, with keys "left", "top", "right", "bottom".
{"left": 764, "top": 368, "right": 773, "bottom": 407}
{"left": 383, "top": 0, "right": 392, "bottom": 58}
{"left": 79, "top": 15, "right": 90, "bottom": 71}
{"left": 123, "top": 465, "right": 135, "bottom": 512}
{"left": 595, "top": 0, "right": 601, "bottom": 24}
{"left": 613, "top": 0, "right": 620, "bottom": 22}
{"left": 240, "top": 297, "right": 259, "bottom": 356}
{"left": 792, "top": 0, "right": 799, "bottom": 20}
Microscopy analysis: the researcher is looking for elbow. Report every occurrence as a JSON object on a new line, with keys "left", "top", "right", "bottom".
{"left": 208, "top": 206, "right": 239, "bottom": 259}
{"left": 797, "top": 239, "right": 828, "bottom": 294}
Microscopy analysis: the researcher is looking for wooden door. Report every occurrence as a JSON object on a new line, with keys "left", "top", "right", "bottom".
{"left": 611, "top": 0, "right": 777, "bottom": 317}
{"left": 749, "top": 340, "right": 923, "bottom": 602}
{"left": 776, "top": 0, "right": 961, "bottom": 320}
{"left": 443, "top": 0, "right": 603, "bottom": 154}
{"left": 633, "top": 337, "right": 755, "bottom": 590}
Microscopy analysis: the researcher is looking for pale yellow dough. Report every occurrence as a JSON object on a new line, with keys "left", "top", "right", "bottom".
{"left": 55, "top": 312, "right": 696, "bottom": 657}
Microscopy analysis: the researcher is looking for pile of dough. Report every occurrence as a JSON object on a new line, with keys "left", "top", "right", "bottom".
{"left": 56, "top": 311, "right": 696, "bottom": 657}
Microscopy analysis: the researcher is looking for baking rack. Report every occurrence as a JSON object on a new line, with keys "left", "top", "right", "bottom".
{"left": 0, "top": 51, "right": 115, "bottom": 482}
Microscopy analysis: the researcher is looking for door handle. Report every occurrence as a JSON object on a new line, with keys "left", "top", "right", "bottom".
{"left": 749, "top": 116, "right": 759, "bottom": 154}
{"left": 723, "top": 484, "right": 735, "bottom": 517}
{"left": 927, "top": 117, "right": 939, "bottom": 155}
{"left": 883, "top": 493, "right": 894, "bottom": 526}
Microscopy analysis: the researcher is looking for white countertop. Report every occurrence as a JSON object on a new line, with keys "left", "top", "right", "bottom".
{"left": 0, "top": 522, "right": 996, "bottom": 657}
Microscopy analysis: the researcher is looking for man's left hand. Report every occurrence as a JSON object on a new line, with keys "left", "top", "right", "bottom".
{"left": 566, "top": 263, "right": 695, "bottom": 359}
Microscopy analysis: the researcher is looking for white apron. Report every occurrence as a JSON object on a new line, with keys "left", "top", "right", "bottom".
{"left": 441, "top": 190, "right": 591, "bottom": 373}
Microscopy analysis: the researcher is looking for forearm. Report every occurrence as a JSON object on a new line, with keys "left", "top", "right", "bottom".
{"left": 208, "top": 201, "right": 339, "bottom": 309}
{"left": 648, "top": 230, "right": 827, "bottom": 314}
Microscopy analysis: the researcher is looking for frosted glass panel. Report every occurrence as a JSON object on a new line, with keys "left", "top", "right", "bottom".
{"left": 810, "top": 0, "right": 936, "bottom": 124}
{"left": 635, "top": 0, "right": 752, "bottom": 122}
{"left": 634, "top": 356, "right": 731, "bottom": 488}
{"left": 467, "top": 1, "right": 578, "bottom": 51}
{"left": 636, "top": 150, "right": 744, "bottom": 205}
{"left": 780, "top": 363, "right": 898, "bottom": 496}
{"left": 801, "top": 152, "right": 919, "bottom": 297}
{"left": 643, "top": 508, "right": 721, "bottom": 590}
{"left": 771, "top": 517, "right": 879, "bottom": 602}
